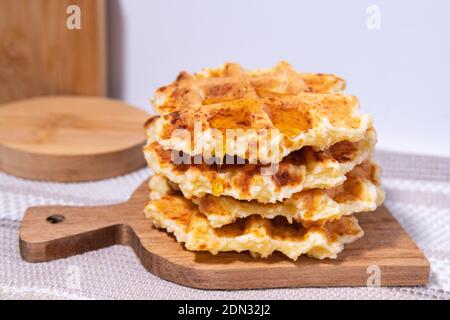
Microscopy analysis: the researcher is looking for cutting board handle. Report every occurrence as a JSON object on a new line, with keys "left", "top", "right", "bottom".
{"left": 19, "top": 203, "right": 130, "bottom": 262}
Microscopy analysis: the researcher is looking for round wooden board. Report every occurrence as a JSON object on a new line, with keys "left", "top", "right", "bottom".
{"left": 0, "top": 96, "right": 150, "bottom": 181}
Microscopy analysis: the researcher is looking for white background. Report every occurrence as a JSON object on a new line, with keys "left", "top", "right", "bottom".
{"left": 108, "top": 0, "right": 450, "bottom": 157}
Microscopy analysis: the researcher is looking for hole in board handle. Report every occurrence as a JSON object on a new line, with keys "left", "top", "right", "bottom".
{"left": 46, "top": 215, "right": 65, "bottom": 224}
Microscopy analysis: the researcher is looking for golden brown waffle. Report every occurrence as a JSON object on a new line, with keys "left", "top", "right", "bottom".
{"left": 191, "top": 160, "right": 384, "bottom": 228}
{"left": 147, "top": 61, "right": 372, "bottom": 163}
{"left": 144, "top": 128, "right": 376, "bottom": 203}
{"left": 144, "top": 178, "right": 364, "bottom": 260}
{"left": 152, "top": 61, "right": 346, "bottom": 114}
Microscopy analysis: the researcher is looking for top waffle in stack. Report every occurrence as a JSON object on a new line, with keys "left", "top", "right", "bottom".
{"left": 146, "top": 61, "right": 373, "bottom": 164}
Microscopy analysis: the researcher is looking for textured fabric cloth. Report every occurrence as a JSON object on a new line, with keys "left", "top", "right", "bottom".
{"left": 0, "top": 150, "right": 449, "bottom": 300}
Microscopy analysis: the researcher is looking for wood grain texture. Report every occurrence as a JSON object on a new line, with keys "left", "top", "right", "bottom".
{"left": 19, "top": 179, "right": 430, "bottom": 289}
{"left": 0, "top": 0, "right": 107, "bottom": 104}
{"left": 0, "top": 96, "right": 149, "bottom": 181}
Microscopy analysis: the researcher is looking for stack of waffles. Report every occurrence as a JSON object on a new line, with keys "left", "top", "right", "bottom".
{"left": 144, "top": 62, "right": 385, "bottom": 260}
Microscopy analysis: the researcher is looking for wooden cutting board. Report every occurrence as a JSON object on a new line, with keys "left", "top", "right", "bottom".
{"left": 19, "top": 178, "right": 430, "bottom": 289}
{"left": 0, "top": 0, "right": 107, "bottom": 104}
{"left": 0, "top": 96, "right": 149, "bottom": 181}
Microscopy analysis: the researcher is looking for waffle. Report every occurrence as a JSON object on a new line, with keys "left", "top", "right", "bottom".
{"left": 192, "top": 160, "right": 384, "bottom": 228}
{"left": 144, "top": 61, "right": 383, "bottom": 261}
{"left": 152, "top": 61, "right": 346, "bottom": 114}
{"left": 144, "top": 128, "right": 376, "bottom": 203}
{"left": 147, "top": 61, "right": 372, "bottom": 163}
{"left": 145, "top": 178, "right": 364, "bottom": 260}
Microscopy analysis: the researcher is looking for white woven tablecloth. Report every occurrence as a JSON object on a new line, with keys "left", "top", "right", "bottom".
{"left": 1, "top": 150, "right": 449, "bottom": 300}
